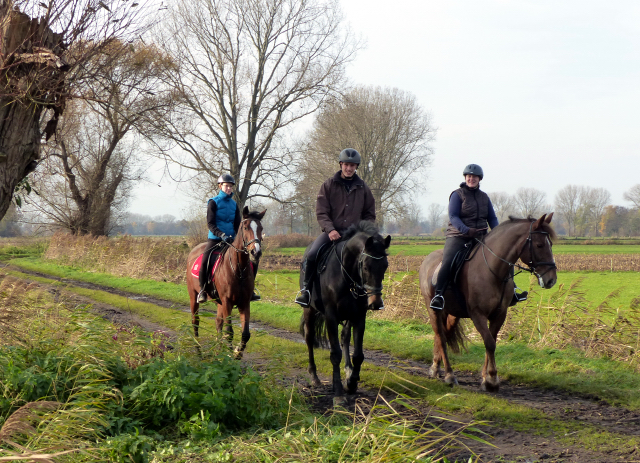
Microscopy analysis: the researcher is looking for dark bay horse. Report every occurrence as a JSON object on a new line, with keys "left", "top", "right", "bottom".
{"left": 300, "top": 221, "right": 390, "bottom": 402}
{"left": 186, "top": 206, "right": 265, "bottom": 359}
{"left": 419, "top": 214, "right": 557, "bottom": 391}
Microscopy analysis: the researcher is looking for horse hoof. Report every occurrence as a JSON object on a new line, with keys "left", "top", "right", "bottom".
{"left": 311, "top": 377, "right": 322, "bottom": 388}
{"left": 480, "top": 378, "right": 500, "bottom": 392}
{"left": 333, "top": 396, "right": 347, "bottom": 407}
{"left": 233, "top": 349, "right": 244, "bottom": 360}
{"left": 346, "top": 382, "right": 358, "bottom": 394}
{"left": 444, "top": 374, "right": 458, "bottom": 387}
{"left": 428, "top": 366, "right": 441, "bottom": 379}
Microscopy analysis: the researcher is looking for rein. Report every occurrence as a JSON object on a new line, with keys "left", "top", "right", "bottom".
{"left": 224, "top": 219, "right": 261, "bottom": 277}
{"left": 333, "top": 240, "right": 385, "bottom": 299}
{"left": 477, "top": 221, "right": 557, "bottom": 283}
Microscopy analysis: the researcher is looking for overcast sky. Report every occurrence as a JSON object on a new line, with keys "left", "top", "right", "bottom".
{"left": 128, "top": 0, "right": 640, "bottom": 218}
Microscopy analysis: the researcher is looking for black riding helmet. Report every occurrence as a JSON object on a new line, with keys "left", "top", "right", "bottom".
{"left": 462, "top": 164, "right": 483, "bottom": 180}
{"left": 339, "top": 148, "right": 361, "bottom": 165}
{"left": 217, "top": 173, "right": 236, "bottom": 185}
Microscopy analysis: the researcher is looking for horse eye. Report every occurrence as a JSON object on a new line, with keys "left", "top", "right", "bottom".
{"left": 536, "top": 243, "right": 544, "bottom": 248}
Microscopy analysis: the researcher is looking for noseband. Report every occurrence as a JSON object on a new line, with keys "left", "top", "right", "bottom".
{"left": 225, "top": 219, "right": 261, "bottom": 254}
{"left": 479, "top": 221, "right": 557, "bottom": 282}
{"left": 334, "top": 241, "right": 386, "bottom": 299}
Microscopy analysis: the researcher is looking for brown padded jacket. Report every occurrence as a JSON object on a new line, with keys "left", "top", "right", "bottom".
{"left": 316, "top": 171, "right": 376, "bottom": 234}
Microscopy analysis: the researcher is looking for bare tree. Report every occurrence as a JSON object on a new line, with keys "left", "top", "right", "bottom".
{"left": 583, "top": 187, "right": 611, "bottom": 237}
{"left": 555, "top": 185, "right": 583, "bottom": 236}
{"left": 149, "top": 0, "right": 358, "bottom": 209}
{"left": 513, "top": 187, "right": 547, "bottom": 218}
{"left": 624, "top": 184, "right": 640, "bottom": 209}
{"left": 0, "top": 0, "right": 152, "bottom": 221}
{"left": 486, "top": 191, "right": 514, "bottom": 222}
{"left": 299, "top": 85, "right": 435, "bottom": 228}
{"left": 26, "top": 42, "right": 170, "bottom": 235}
{"left": 426, "top": 203, "right": 445, "bottom": 234}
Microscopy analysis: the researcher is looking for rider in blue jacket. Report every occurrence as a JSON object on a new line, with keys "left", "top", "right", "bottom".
{"left": 197, "top": 174, "right": 260, "bottom": 303}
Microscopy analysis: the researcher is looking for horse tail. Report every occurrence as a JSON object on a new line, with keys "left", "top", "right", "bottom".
{"left": 444, "top": 317, "right": 467, "bottom": 354}
{"left": 299, "top": 311, "right": 328, "bottom": 348}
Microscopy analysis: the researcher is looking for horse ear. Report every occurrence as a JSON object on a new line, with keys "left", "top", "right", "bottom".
{"left": 545, "top": 212, "right": 553, "bottom": 224}
{"left": 533, "top": 214, "right": 547, "bottom": 230}
{"left": 242, "top": 205, "right": 249, "bottom": 218}
{"left": 365, "top": 236, "right": 374, "bottom": 248}
{"left": 384, "top": 235, "right": 391, "bottom": 249}
{"left": 257, "top": 209, "right": 267, "bottom": 220}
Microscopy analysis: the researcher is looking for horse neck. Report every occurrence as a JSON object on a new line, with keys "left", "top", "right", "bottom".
{"left": 229, "top": 236, "right": 249, "bottom": 267}
{"left": 482, "top": 222, "right": 530, "bottom": 269}
{"left": 341, "top": 236, "right": 362, "bottom": 273}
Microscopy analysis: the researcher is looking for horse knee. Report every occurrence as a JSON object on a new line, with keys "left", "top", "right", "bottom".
{"left": 329, "top": 351, "right": 342, "bottom": 366}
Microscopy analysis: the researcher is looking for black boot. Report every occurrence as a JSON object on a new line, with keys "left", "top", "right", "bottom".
{"left": 510, "top": 288, "right": 528, "bottom": 306}
{"left": 430, "top": 292, "right": 445, "bottom": 310}
{"left": 295, "top": 260, "right": 315, "bottom": 307}
{"left": 251, "top": 290, "right": 261, "bottom": 301}
{"left": 197, "top": 286, "right": 208, "bottom": 303}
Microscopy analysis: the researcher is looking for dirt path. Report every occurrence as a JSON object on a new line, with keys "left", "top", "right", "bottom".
{"left": 4, "top": 263, "right": 639, "bottom": 462}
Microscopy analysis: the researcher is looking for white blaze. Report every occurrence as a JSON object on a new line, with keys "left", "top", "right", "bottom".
{"left": 250, "top": 221, "right": 261, "bottom": 253}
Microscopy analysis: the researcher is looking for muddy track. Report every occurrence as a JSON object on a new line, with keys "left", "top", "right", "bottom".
{"left": 4, "top": 263, "right": 640, "bottom": 462}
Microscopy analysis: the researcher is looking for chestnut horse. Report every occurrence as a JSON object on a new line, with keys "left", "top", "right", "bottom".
{"left": 186, "top": 206, "right": 265, "bottom": 358}
{"left": 300, "top": 221, "right": 390, "bottom": 402}
{"left": 419, "top": 214, "right": 557, "bottom": 391}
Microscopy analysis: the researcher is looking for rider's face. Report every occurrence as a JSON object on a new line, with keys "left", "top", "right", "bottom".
{"left": 219, "top": 182, "right": 234, "bottom": 194}
{"left": 340, "top": 162, "right": 358, "bottom": 179}
{"left": 465, "top": 174, "right": 480, "bottom": 188}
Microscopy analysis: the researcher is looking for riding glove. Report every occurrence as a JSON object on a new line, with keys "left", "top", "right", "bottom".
{"left": 465, "top": 227, "right": 482, "bottom": 238}
{"left": 225, "top": 236, "right": 234, "bottom": 244}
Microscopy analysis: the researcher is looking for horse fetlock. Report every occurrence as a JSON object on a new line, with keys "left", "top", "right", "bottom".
{"left": 428, "top": 365, "right": 441, "bottom": 378}
{"left": 481, "top": 375, "right": 500, "bottom": 392}
{"left": 344, "top": 365, "right": 353, "bottom": 380}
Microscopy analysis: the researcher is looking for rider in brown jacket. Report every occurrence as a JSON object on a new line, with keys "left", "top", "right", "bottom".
{"left": 294, "top": 148, "right": 376, "bottom": 307}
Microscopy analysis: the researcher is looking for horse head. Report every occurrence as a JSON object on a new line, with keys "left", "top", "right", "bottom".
{"left": 240, "top": 206, "right": 266, "bottom": 264}
{"left": 361, "top": 233, "right": 391, "bottom": 310}
{"left": 519, "top": 213, "right": 557, "bottom": 289}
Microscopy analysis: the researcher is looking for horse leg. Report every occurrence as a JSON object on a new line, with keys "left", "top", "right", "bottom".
{"left": 190, "top": 289, "right": 200, "bottom": 338}
{"left": 427, "top": 308, "right": 445, "bottom": 380}
{"left": 469, "top": 313, "right": 499, "bottom": 392}
{"left": 441, "top": 315, "right": 460, "bottom": 386}
{"left": 341, "top": 321, "right": 353, "bottom": 386}
{"left": 233, "top": 304, "right": 251, "bottom": 360}
{"left": 303, "top": 308, "right": 322, "bottom": 387}
{"left": 483, "top": 308, "right": 508, "bottom": 392}
{"left": 346, "top": 317, "right": 365, "bottom": 394}
{"left": 216, "top": 301, "right": 233, "bottom": 348}
{"left": 326, "top": 316, "right": 345, "bottom": 401}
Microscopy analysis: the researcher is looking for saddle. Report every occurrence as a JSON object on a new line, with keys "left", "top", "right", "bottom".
{"left": 190, "top": 247, "right": 224, "bottom": 296}
{"left": 431, "top": 241, "right": 481, "bottom": 318}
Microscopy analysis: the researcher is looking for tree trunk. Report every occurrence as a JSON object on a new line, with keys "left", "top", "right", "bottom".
{"left": 0, "top": 4, "right": 67, "bottom": 220}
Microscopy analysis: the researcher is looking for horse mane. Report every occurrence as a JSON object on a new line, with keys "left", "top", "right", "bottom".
{"left": 488, "top": 215, "right": 557, "bottom": 241}
{"left": 341, "top": 221, "right": 379, "bottom": 241}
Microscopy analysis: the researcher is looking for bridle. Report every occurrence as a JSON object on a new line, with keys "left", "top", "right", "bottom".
{"left": 225, "top": 218, "right": 262, "bottom": 276}
{"left": 334, "top": 240, "right": 386, "bottom": 299}
{"left": 477, "top": 221, "right": 557, "bottom": 284}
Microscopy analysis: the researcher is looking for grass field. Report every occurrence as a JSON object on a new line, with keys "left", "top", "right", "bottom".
{"left": 279, "top": 243, "right": 640, "bottom": 257}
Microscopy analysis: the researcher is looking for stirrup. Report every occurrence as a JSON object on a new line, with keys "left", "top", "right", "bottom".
{"left": 430, "top": 294, "right": 444, "bottom": 310}
{"left": 197, "top": 289, "right": 208, "bottom": 303}
{"left": 514, "top": 289, "right": 528, "bottom": 302}
{"left": 294, "top": 288, "right": 311, "bottom": 307}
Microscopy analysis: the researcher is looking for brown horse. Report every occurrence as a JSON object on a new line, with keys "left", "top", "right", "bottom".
{"left": 419, "top": 213, "right": 557, "bottom": 391}
{"left": 186, "top": 206, "right": 265, "bottom": 358}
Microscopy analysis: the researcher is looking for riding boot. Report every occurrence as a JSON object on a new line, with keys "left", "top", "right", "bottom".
{"left": 251, "top": 262, "right": 261, "bottom": 301}
{"left": 197, "top": 286, "right": 208, "bottom": 303}
{"left": 295, "top": 260, "right": 315, "bottom": 307}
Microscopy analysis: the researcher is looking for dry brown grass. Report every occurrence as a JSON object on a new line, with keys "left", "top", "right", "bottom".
{"left": 555, "top": 254, "right": 640, "bottom": 271}
{"left": 371, "top": 272, "right": 429, "bottom": 323}
{"left": 45, "top": 232, "right": 191, "bottom": 283}
{"left": 263, "top": 233, "right": 315, "bottom": 251}
{"left": 501, "top": 279, "right": 640, "bottom": 369}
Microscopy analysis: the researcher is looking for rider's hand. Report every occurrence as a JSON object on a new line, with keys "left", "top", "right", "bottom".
{"left": 224, "top": 236, "right": 234, "bottom": 244}
{"left": 465, "top": 227, "right": 481, "bottom": 238}
{"left": 328, "top": 230, "right": 341, "bottom": 241}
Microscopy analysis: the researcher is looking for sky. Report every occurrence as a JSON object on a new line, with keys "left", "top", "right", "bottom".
{"left": 128, "top": 0, "right": 640, "bottom": 218}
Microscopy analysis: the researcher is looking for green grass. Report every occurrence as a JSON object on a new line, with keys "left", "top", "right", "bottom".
{"left": 514, "top": 271, "right": 640, "bottom": 311}
{"left": 276, "top": 243, "right": 640, "bottom": 258}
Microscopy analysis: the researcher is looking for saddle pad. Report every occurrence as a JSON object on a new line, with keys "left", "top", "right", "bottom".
{"left": 190, "top": 252, "right": 222, "bottom": 280}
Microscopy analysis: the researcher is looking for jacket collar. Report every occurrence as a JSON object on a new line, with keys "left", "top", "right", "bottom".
{"left": 460, "top": 182, "right": 479, "bottom": 191}
{"left": 216, "top": 189, "right": 233, "bottom": 199}
{"left": 333, "top": 170, "right": 364, "bottom": 186}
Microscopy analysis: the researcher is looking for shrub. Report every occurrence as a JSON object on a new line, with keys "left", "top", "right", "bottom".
{"left": 263, "top": 233, "right": 315, "bottom": 250}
